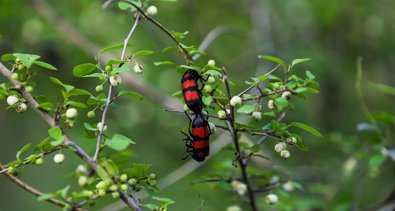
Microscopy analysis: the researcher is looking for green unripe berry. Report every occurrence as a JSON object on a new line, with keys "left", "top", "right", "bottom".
{"left": 105, "top": 65, "right": 112, "bottom": 72}
{"left": 98, "top": 189, "right": 106, "bottom": 197}
{"left": 8, "top": 167, "right": 16, "bottom": 175}
{"left": 121, "top": 184, "right": 128, "bottom": 191}
{"left": 17, "top": 64, "right": 24, "bottom": 70}
{"left": 203, "top": 85, "right": 213, "bottom": 93}
{"left": 208, "top": 59, "right": 216, "bottom": 66}
{"left": 87, "top": 111, "right": 95, "bottom": 119}
{"left": 95, "top": 85, "right": 104, "bottom": 93}
{"left": 11, "top": 73, "right": 19, "bottom": 80}
{"left": 148, "top": 173, "right": 156, "bottom": 180}
{"left": 128, "top": 178, "right": 137, "bottom": 186}
{"left": 96, "top": 181, "right": 108, "bottom": 190}
{"left": 207, "top": 76, "right": 215, "bottom": 84}
{"left": 25, "top": 86, "right": 33, "bottom": 93}
{"left": 110, "top": 185, "right": 118, "bottom": 192}
{"left": 78, "top": 176, "right": 88, "bottom": 187}
{"left": 35, "top": 158, "right": 44, "bottom": 166}
{"left": 217, "top": 110, "right": 226, "bottom": 119}
{"left": 112, "top": 192, "right": 120, "bottom": 199}
{"left": 15, "top": 58, "right": 21, "bottom": 64}
{"left": 149, "top": 180, "right": 157, "bottom": 186}
{"left": 120, "top": 174, "right": 128, "bottom": 183}
{"left": 88, "top": 199, "right": 95, "bottom": 206}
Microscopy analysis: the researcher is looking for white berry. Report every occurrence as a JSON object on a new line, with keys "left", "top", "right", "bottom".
{"left": 7, "top": 95, "right": 19, "bottom": 106}
{"left": 230, "top": 96, "right": 243, "bottom": 107}
{"left": 252, "top": 111, "right": 262, "bottom": 120}
{"left": 266, "top": 193, "right": 278, "bottom": 205}
{"left": 97, "top": 122, "right": 107, "bottom": 132}
{"left": 146, "top": 6, "right": 158, "bottom": 16}
{"left": 274, "top": 142, "right": 287, "bottom": 153}
{"left": 76, "top": 164, "right": 87, "bottom": 174}
{"left": 268, "top": 100, "right": 275, "bottom": 109}
{"left": 109, "top": 75, "right": 122, "bottom": 86}
{"left": 65, "top": 108, "right": 78, "bottom": 119}
{"left": 280, "top": 150, "right": 291, "bottom": 159}
{"left": 283, "top": 181, "right": 294, "bottom": 192}
{"left": 231, "top": 180, "right": 247, "bottom": 196}
{"left": 226, "top": 205, "right": 242, "bottom": 211}
{"left": 281, "top": 91, "right": 292, "bottom": 100}
{"left": 208, "top": 122, "right": 216, "bottom": 134}
{"left": 287, "top": 137, "right": 297, "bottom": 145}
{"left": 54, "top": 153, "right": 65, "bottom": 164}
{"left": 16, "top": 103, "right": 27, "bottom": 112}
{"left": 133, "top": 64, "right": 143, "bottom": 74}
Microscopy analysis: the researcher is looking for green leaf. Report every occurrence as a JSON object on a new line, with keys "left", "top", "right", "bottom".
{"left": 258, "top": 55, "right": 285, "bottom": 66}
{"left": 56, "top": 185, "right": 70, "bottom": 198}
{"left": 291, "top": 58, "right": 311, "bottom": 68}
{"left": 48, "top": 127, "right": 64, "bottom": 146}
{"left": 218, "top": 181, "right": 232, "bottom": 191}
{"left": 96, "top": 165, "right": 110, "bottom": 180}
{"left": 73, "top": 63, "right": 97, "bottom": 77}
{"left": 106, "top": 134, "right": 135, "bottom": 151}
{"left": 49, "top": 77, "right": 74, "bottom": 93}
{"left": 118, "top": 0, "right": 141, "bottom": 11}
{"left": 154, "top": 61, "right": 175, "bottom": 66}
{"left": 83, "top": 122, "right": 97, "bottom": 131}
{"left": 294, "top": 87, "right": 307, "bottom": 93}
{"left": 141, "top": 203, "right": 159, "bottom": 210}
{"left": 37, "top": 193, "right": 56, "bottom": 201}
{"left": 305, "top": 70, "right": 315, "bottom": 79}
{"left": 13, "top": 53, "right": 40, "bottom": 68}
{"left": 289, "top": 122, "right": 323, "bottom": 138}
{"left": 68, "top": 88, "right": 91, "bottom": 97}
{"left": 162, "top": 46, "right": 178, "bottom": 52}
{"left": 33, "top": 61, "right": 57, "bottom": 71}
{"left": 236, "top": 104, "right": 255, "bottom": 114}
{"left": 306, "top": 88, "right": 319, "bottom": 94}
{"left": 124, "top": 163, "right": 152, "bottom": 178}
{"left": 33, "top": 137, "right": 52, "bottom": 153}
{"left": 133, "top": 50, "right": 154, "bottom": 57}
{"left": 112, "top": 65, "right": 129, "bottom": 74}
{"left": 370, "top": 82, "right": 395, "bottom": 96}
{"left": 100, "top": 43, "right": 133, "bottom": 53}
{"left": 118, "top": 91, "right": 143, "bottom": 101}
{"left": 37, "top": 102, "right": 55, "bottom": 112}
{"left": 204, "top": 70, "right": 222, "bottom": 76}
{"left": 16, "top": 143, "right": 31, "bottom": 161}
{"left": 1, "top": 54, "right": 16, "bottom": 62}
{"left": 171, "top": 90, "right": 182, "bottom": 96}
{"left": 101, "top": 160, "right": 119, "bottom": 177}
{"left": 274, "top": 97, "right": 288, "bottom": 111}
{"left": 66, "top": 100, "right": 87, "bottom": 108}
{"left": 152, "top": 196, "right": 175, "bottom": 206}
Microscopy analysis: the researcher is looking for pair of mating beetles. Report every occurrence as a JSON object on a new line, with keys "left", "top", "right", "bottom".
{"left": 181, "top": 69, "right": 211, "bottom": 162}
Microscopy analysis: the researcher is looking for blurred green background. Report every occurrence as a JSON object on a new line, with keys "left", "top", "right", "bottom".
{"left": 1, "top": 0, "right": 394, "bottom": 210}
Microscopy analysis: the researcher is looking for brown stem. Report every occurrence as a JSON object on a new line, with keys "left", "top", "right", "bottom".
{"left": 222, "top": 67, "right": 258, "bottom": 211}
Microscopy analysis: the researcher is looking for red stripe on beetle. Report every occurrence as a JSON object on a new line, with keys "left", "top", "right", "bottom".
{"left": 193, "top": 140, "right": 209, "bottom": 149}
{"left": 184, "top": 90, "right": 200, "bottom": 101}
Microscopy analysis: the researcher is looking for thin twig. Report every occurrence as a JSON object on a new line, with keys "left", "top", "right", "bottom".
{"left": 0, "top": 164, "right": 82, "bottom": 210}
{"left": 104, "top": 0, "right": 192, "bottom": 63}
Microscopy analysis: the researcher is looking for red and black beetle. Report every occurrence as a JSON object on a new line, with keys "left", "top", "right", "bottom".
{"left": 181, "top": 69, "right": 203, "bottom": 114}
{"left": 181, "top": 114, "right": 210, "bottom": 162}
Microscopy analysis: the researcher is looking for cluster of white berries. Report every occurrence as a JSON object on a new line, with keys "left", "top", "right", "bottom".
{"left": 7, "top": 95, "right": 27, "bottom": 113}
{"left": 274, "top": 141, "right": 291, "bottom": 159}
{"left": 231, "top": 180, "right": 247, "bottom": 196}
